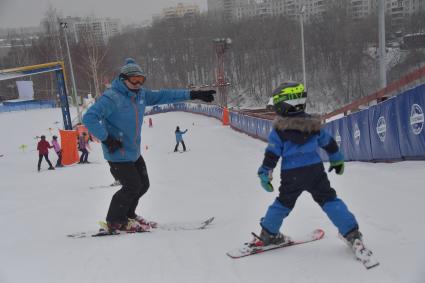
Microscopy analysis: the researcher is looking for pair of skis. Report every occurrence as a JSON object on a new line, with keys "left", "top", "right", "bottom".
{"left": 226, "top": 229, "right": 379, "bottom": 269}
{"left": 68, "top": 222, "right": 379, "bottom": 269}
{"left": 67, "top": 217, "right": 215, "bottom": 238}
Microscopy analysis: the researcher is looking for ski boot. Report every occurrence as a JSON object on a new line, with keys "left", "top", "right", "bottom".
{"left": 129, "top": 215, "right": 158, "bottom": 229}
{"left": 342, "top": 229, "right": 379, "bottom": 268}
{"left": 344, "top": 229, "right": 363, "bottom": 247}
{"left": 48, "top": 166, "right": 55, "bottom": 170}
{"left": 252, "top": 228, "right": 291, "bottom": 247}
{"left": 107, "top": 219, "right": 150, "bottom": 233}
{"left": 344, "top": 229, "right": 371, "bottom": 259}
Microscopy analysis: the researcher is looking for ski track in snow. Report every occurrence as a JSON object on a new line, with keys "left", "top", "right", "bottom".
{"left": 0, "top": 108, "right": 424, "bottom": 283}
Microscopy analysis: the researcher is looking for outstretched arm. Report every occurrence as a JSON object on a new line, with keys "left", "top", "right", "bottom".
{"left": 145, "top": 89, "right": 190, "bottom": 106}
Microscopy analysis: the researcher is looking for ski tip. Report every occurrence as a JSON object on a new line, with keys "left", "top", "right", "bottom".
{"left": 312, "top": 229, "right": 325, "bottom": 239}
{"left": 198, "top": 217, "right": 215, "bottom": 229}
{"left": 365, "top": 262, "right": 380, "bottom": 269}
{"left": 206, "top": 217, "right": 215, "bottom": 223}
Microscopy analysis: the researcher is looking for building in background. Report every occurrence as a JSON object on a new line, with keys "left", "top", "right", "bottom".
{"left": 207, "top": 0, "right": 425, "bottom": 25}
{"left": 160, "top": 3, "right": 201, "bottom": 20}
{"left": 62, "top": 16, "right": 121, "bottom": 45}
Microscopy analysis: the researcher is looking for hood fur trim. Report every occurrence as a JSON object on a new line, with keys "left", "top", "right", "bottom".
{"left": 273, "top": 115, "right": 322, "bottom": 132}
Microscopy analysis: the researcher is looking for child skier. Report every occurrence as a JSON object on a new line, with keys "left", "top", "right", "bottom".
{"left": 51, "top": 135, "right": 63, "bottom": 167}
{"left": 255, "top": 82, "right": 367, "bottom": 256}
{"left": 37, "top": 135, "right": 54, "bottom": 171}
{"left": 174, "top": 126, "right": 188, "bottom": 152}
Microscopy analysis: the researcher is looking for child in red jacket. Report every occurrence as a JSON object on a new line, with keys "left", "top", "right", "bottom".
{"left": 37, "top": 135, "right": 54, "bottom": 171}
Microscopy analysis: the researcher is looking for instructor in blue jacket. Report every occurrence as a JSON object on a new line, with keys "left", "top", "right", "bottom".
{"left": 83, "top": 58, "right": 215, "bottom": 233}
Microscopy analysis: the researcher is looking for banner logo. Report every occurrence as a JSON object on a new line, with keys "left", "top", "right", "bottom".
{"left": 410, "top": 104, "right": 424, "bottom": 135}
{"left": 354, "top": 123, "right": 361, "bottom": 145}
{"left": 335, "top": 129, "right": 341, "bottom": 146}
{"left": 376, "top": 116, "right": 387, "bottom": 142}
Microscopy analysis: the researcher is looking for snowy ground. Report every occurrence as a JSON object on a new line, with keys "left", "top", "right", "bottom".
{"left": 0, "top": 108, "right": 424, "bottom": 283}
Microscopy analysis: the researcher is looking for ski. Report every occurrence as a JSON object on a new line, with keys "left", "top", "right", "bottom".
{"left": 168, "top": 149, "right": 191, "bottom": 154}
{"left": 226, "top": 229, "right": 324, "bottom": 259}
{"left": 67, "top": 216, "right": 214, "bottom": 238}
{"left": 89, "top": 184, "right": 120, "bottom": 190}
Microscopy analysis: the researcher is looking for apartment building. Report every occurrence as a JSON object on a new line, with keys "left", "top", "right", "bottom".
{"left": 62, "top": 17, "right": 121, "bottom": 45}
{"left": 208, "top": 0, "right": 424, "bottom": 23}
{"left": 161, "top": 3, "right": 201, "bottom": 20}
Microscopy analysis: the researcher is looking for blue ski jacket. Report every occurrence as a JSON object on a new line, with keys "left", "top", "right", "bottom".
{"left": 175, "top": 129, "right": 187, "bottom": 142}
{"left": 262, "top": 114, "right": 343, "bottom": 171}
{"left": 83, "top": 78, "right": 190, "bottom": 162}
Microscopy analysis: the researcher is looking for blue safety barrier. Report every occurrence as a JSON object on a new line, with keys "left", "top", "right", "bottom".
{"left": 0, "top": 100, "right": 55, "bottom": 113}
{"left": 368, "top": 97, "right": 403, "bottom": 161}
{"left": 395, "top": 84, "right": 425, "bottom": 159}
{"left": 145, "top": 83, "right": 425, "bottom": 162}
{"left": 345, "top": 110, "right": 373, "bottom": 161}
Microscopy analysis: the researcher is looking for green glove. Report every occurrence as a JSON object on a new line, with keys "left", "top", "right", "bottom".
{"left": 328, "top": 160, "right": 344, "bottom": 175}
{"left": 258, "top": 166, "right": 274, "bottom": 192}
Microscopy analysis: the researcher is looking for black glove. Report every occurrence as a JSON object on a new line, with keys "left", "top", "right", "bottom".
{"left": 190, "top": 90, "right": 215, "bottom": 103}
{"left": 102, "top": 135, "right": 122, "bottom": 153}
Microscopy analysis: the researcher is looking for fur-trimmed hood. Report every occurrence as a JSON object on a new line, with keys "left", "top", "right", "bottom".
{"left": 272, "top": 114, "right": 322, "bottom": 145}
{"left": 272, "top": 114, "right": 322, "bottom": 133}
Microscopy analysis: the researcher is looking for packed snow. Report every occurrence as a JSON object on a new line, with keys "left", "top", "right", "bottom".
{"left": 0, "top": 108, "right": 424, "bottom": 283}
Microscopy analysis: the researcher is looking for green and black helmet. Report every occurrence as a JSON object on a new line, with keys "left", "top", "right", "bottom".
{"left": 269, "top": 82, "right": 307, "bottom": 116}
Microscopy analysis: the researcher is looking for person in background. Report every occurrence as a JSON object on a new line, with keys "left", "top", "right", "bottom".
{"left": 51, "top": 135, "right": 63, "bottom": 167}
{"left": 148, "top": 117, "right": 153, "bottom": 128}
{"left": 37, "top": 135, "right": 54, "bottom": 171}
{"left": 82, "top": 58, "right": 215, "bottom": 233}
{"left": 174, "top": 126, "right": 188, "bottom": 152}
{"left": 78, "top": 132, "right": 90, "bottom": 164}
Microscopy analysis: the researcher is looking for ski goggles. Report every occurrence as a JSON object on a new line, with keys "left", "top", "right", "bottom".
{"left": 127, "top": 76, "right": 146, "bottom": 86}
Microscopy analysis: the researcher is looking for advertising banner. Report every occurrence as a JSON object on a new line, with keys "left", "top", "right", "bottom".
{"left": 395, "top": 84, "right": 425, "bottom": 158}
{"left": 368, "top": 98, "right": 402, "bottom": 160}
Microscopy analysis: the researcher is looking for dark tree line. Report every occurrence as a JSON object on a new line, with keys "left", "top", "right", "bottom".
{"left": 1, "top": 6, "right": 424, "bottom": 113}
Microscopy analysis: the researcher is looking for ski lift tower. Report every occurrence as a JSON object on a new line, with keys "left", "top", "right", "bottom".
{"left": 213, "top": 38, "right": 231, "bottom": 107}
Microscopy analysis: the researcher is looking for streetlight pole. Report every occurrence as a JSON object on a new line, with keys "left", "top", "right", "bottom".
{"left": 300, "top": 6, "right": 307, "bottom": 89}
{"left": 378, "top": 0, "right": 387, "bottom": 89}
{"left": 60, "top": 21, "right": 82, "bottom": 123}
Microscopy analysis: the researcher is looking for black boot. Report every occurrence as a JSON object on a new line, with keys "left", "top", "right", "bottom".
{"left": 259, "top": 228, "right": 290, "bottom": 246}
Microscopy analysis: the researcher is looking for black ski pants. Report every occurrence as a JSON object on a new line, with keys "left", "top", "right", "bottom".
{"left": 55, "top": 150, "right": 62, "bottom": 166}
{"left": 106, "top": 156, "right": 150, "bottom": 223}
{"left": 79, "top": 149, "right": 89, "bottom": 163}
{"left": 38, "top": 154, "right": 53, "bottom": 169}
{"left": 278, "top": 162, "right": 337, "bottom": 209}
{"left": 174, "top": 141, "right": 186, "bottom": 152}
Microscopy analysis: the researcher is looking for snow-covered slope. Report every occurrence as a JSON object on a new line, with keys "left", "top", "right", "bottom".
{"left": 0, "top": 108, "right": 424, "bottom": 283}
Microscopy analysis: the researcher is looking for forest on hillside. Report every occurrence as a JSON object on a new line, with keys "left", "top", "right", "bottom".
{"left": 1, "top": 3, "right": 424, "bottom": 113}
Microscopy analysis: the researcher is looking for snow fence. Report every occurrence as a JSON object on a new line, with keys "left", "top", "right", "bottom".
{"left": 0, "top": 99, "right": 55, "bottom": 113}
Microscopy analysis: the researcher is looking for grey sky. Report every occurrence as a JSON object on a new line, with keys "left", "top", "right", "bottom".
{"left": 0, "top": 0, "right": 207, "bottom": 28}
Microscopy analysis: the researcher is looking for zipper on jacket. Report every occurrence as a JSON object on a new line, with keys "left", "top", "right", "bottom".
{"left": 131, "top": 96, "right": 139, "bottom": 147}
